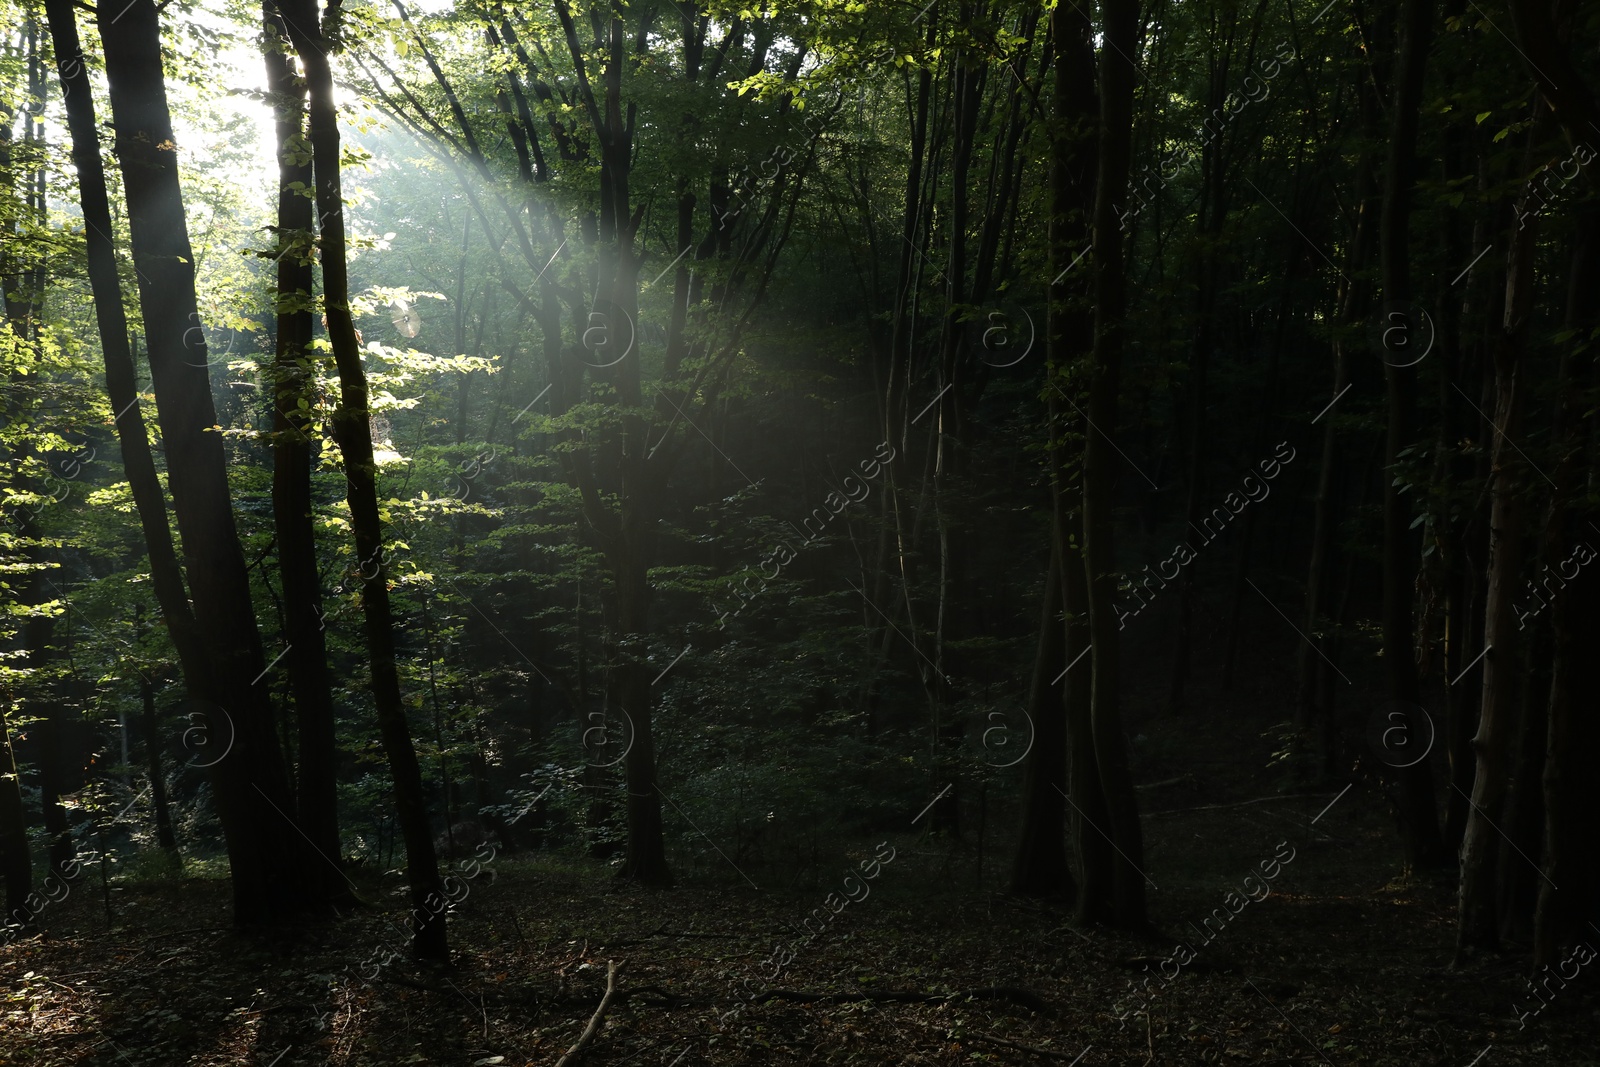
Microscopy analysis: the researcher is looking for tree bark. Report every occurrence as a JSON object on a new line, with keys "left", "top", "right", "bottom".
{"left": 1080, "top": 0, "right": 1146, "bottom": 931}
{"left": 1532, "top": 206, "right": 1600, "bottom": 964}
{"left": 263, "top": 0, "right": 346, "bottom": 896}
{"left": 0, "top": 698, "right": 30, "bottom": 927}
{"left": 1377, "top": 0, "right": 1445, "bottom": 872}
{"left": 90, "top": 0, "right": 311, "bottom": 924}
{"left": 140, "top": 677, "right": 178, "bottom": 856}
{"left": 43, "top": 0, "right": 211, "bottom": 700}
{"left": 1010, "top": 535, "right": 1072, "bottom": 896}
{"left": 280, "top": 0, "right": 448, "bottom": 957}
{"left": 1015, "top": 0, "right": 1095, "bottom": 903}
{"left": 549, "top": 0, "right": 669, "bottom": 886}
{"left": 1457, "top": 173, "right": 1538, "bottom": 958}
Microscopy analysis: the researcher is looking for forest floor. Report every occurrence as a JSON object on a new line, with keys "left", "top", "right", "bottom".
{"left": 2, "top": 701, "right": 1596, "bottom": 1066}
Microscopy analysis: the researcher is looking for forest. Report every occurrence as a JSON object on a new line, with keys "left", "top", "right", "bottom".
{"left": 0, "top": 0, "right": 1596, "bottom": 1062}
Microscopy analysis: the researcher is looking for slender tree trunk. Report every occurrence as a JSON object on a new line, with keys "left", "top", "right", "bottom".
{"left": 1167, "top": 31, "right": 1230, "bottom": 718}
{"left": 1296, "top": 26, "right": 1386, "bottom": 780}
{"left": 1011, "top": 535, "right": 1071, "bottom": 896}
{"left": 0, "top": 698, "right": 30, "bottom": 926}
{"left": 87, "top": 0, "right": 311, "bottom": 923}
{"left": 43, "top": 0, "right": 211, "bottom": 698}
{"left": 1015, "top": 0, "right": 1095, "bottom": 903}
{"left": 263, "top": 0, "right": 345, "bottom": 893}
{"left": 1377, "top": 0, "right": 1445, "bottom": 872}
{"left": 545, "top": 0, "right": 669, "bottom": 886}
{"left": 1079, "top": 0, "right": 1146, "bottom": 931}
{"left": 131, "top": 606, "right": 179, "bottom": 859}
{"left": 1433, "top": 89, "right": 1480, "bottom": 853}
{"left": 38, "top": 697, "right": 72, "bottom": 877}
{"left": 17, "top": 510, "right": 73, "bottom": 877}
{"left": 614, "top": 547, "right": 670, "bottom": 884}
{"left": 139, "top": 682, "right": 178, "bottom": 857}
{"left": 281, "top": 0, "right": 447, "bottom": 957}
{"left": 1065, "top": 489, "right": 1110, "bottom": 922}
{"left": 1532, "top": 207, "right": 1600, "bottom": 964}
{"left": 1458, "top": 179, "right": 1538, "bottom": 958}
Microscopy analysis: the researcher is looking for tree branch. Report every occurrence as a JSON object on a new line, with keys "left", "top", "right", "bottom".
{"left": 554, "top": 958, "right": 622, "bottom": 1067}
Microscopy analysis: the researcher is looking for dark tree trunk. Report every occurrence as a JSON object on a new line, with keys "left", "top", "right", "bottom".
{"left": 43, "top": 0, "right": 212, "bottom": 697}
{"left": 281, "top": 0, "right": 448, "bottom": 958}
{"left": 0, "top": 699, "right": 30, "bottom": 926}
{"left": 1079, "top": 0, "right": 1146, "bottom": 931}
{"left": 263, "top": 0, "right": 346, "bottom": 896}
{"left": 1297, "top": 68, "right": 1382, "bottom": 781}
{"left": 1532, "top": 207, "right": 1600, "bottom": 964}
{"left": 1010, "top": 535, "right": 1072, "bottom": 897}
{"left": 19, "top": 511, "right": 73, "bottom": 877}
{"left": 1377, "top": 0, "right": 1445, "bottom": 872}
{"left": 98, "top": 0, "right": 307, "bottom": 924}
{"left": 614, "top": 549, "right": 669, "bottom": 885}
{"left": 1458, "top": 175, "right": 1538, "bottom": 958}
{"left": 38, "top": 698, "right": 73, "bottom": 877}
{"left": 1015, "top": 0, "right": 1095, "bottom": 903}
{"left": 140, "top": 677, "right": 178, "bottom": 856}
{"left": 1433, "top": 100, "right": 1482, "bottom": 854}
{"left": 547, "top": 0, "right": 669, "bottom": 886}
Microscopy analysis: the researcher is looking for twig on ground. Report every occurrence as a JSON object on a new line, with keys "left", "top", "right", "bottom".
{"left": 554, "top": 958, "right": 622, "bottom": 1067}
{"left": 556, "top": 939, "right": 589, "bottom": 975}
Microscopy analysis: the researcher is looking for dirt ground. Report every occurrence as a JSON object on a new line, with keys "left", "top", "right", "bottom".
{"left": 2, "top": 768, "right": 1595, "bottom": 1066}
{"left": 3, "top": 646, "right": 1596, "bottom": 1067}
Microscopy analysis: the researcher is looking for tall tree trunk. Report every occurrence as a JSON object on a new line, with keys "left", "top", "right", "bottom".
{"left": 19, "top": 512, "right": 72, "bottom": 877}
{"left": 546, "top": 0, "right": 668, "bottom": 886}
{"left": 1010, "top": 535, "right": 1072, "bottom": 896}
{"left": 1167, "top": 19, "right": 1232, "bottom": 717}
{"left": 1297, "top": 64, "right": 1382, "bottom": 781}
{"left": 131, "top": 608, "right": 179, "bottom": 859}
{"left": 1377, "top": 0, "right": 1445, "bottom": 872}
{"left": 52, "top": 0, "right": 309, "bottom": 923}
{"left": 0, "top": 698, "right": 30, "bottom": 927}
{"left": 1433, "top": 81, "right": 1482, "bottom": 853}
{"left": 614, "top": 545, "right": 669, "bottom": 884}
{"left": 38, "top": 697, "right": 72, "bottom": 877}
{"left": 1014, "top": 0, "right": 1095, "bottom": 899}
{"left": 281, "top": 0, "right": 447, "bottom": 957}
{"left": 139, "top": 682, "right": 178, "bottom": 858}
{"left": 263, "top": 0, "right": 346, "bottom": 896}
{"left": 1532, "top": 206, "right": 1600, "bottom": 965}
{"left": 1457, "top": 174, "right": 1538, "bottom": 958}
{"left": 43, "top": 0, "right": 210, "bottom": 695}
{"left": 1079, "top": 0, "right": 1146, "bottom": 931}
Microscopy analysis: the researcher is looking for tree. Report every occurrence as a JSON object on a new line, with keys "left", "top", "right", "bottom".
{"left": 95, "top": 0, "right": 312, "bottom": 924}
{"left": 1012, "top": 0, "right": 1096, "bottom": 902}
{"left": 279, "top": 0, "right": 448, "bottom": 956}
{"left": 261, "top": 0, "right": 346, "bottom": 897}
{"left": 1376, "top": 0, "right": 1446, "bottom": 873}
{"left": 1077, "top": 0, "right": 1146, "bottom": 930}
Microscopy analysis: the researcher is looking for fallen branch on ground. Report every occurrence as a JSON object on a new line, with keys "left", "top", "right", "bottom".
{"left": 554, "top": 958, "right": 622, "bottom": 1067}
